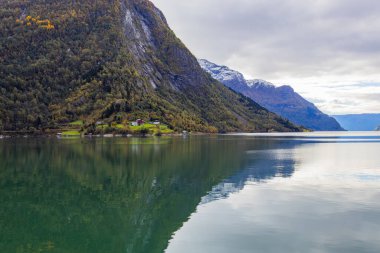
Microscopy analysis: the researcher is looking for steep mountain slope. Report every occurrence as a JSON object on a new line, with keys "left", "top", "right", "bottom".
{"left": 0, "top": 0, "right": 300, "bottom": 133}
{"left": 199, "top": 59, "right": 344, "bottom": 131}
{"left": 333, "top": 114, "right": 380, "bottom": 131}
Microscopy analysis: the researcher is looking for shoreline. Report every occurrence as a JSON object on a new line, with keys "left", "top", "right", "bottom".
{"left": 0, "top": 131, "right": 202, "bottom": 139}
{"left": 2, "top": 131, "right": 380, "bottom": 140}
{"left": 0, "top": 131, "right": 295, "bottom": 139}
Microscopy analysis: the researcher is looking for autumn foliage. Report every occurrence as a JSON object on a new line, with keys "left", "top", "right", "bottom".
{"left": 17, "top": 15, "right": 55, "bottom": 29}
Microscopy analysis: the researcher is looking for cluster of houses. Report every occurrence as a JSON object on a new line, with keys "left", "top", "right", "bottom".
{"left": 94, "top": 119, "right": 160, "bottom": 127}
{"left": 130, "top": 119, "right": 160, "bottom": 126}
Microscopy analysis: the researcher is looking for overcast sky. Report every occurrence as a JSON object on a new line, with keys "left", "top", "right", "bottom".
{"left": 150, "top": 0, "right": 380, "bottom": 115}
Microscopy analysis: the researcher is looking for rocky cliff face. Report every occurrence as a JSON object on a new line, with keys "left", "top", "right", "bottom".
{"left": 199, "top": 59, "right": 344, "bottom": 131}
{"left": 0, "top": 0, "right": 300, "bottom": 133}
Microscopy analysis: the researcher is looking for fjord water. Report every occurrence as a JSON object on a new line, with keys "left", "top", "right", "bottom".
{"left": 1, "top": 133, "right": 380, "bottom": 253}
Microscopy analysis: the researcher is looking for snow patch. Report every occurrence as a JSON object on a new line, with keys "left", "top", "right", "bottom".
{"left": 199, "top": 59, "right": 279, "bottom": 90}
{"left": 198, "top": 59, "right": 245, "bottom": 83}
{"left": 247, "top": 79, "right": 275, "bottom": 88}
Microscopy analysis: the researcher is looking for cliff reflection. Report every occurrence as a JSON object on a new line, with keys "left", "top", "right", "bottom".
{"left": 0, "top": 136, "right": 298, "bottom": 253}
{"left": 201, "top": 145, "right": 297, "bottom": 204}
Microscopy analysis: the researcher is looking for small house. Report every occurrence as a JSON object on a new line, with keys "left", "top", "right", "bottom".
{"left": 153, "top": 121, "right": 160, "bottom": 125}
{"left": 131, "top": 119, "right": 144, "bottom": 126}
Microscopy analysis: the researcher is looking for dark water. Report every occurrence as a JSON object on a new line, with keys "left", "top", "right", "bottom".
{"left": 0, "top": 133, "right": 380, "bottom": 253}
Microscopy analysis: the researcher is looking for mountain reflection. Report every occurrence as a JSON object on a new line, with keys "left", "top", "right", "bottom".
{"left": 0, "top": 136, "right": 297, "bottom": 253}
{"left": 201, "top": 148, "right": 296, "bottom": 204}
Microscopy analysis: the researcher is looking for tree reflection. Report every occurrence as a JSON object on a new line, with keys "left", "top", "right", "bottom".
{"left": 0, "top": 136, "right": 298, "bottom": 253}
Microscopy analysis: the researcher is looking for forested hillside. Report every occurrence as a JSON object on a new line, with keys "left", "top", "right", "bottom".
{"left": 0, "top": 0, "right": 301, "bottom": 133}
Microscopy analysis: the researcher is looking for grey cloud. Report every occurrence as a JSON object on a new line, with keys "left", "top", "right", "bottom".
{"left": 355, "top": 93, "right": 380, "bottom": 101}
{"left": 307, "top": 89, "right": 380, "bottom": 114}
{"left": 321, "top": 83, "right": 380, "bottom": 89}
{"left": 151, "top": 0, "right": 380, "bottom": 114}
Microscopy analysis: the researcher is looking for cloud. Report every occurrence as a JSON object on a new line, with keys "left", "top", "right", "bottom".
{"left": 151, "top": 0, "right": 380, "bottom": 114}
{"left": 300, "top": 84, "right": 380, "bottom": 114}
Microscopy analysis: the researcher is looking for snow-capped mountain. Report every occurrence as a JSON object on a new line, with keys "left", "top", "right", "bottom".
{"left": 198, "top": 59, "right": 247, "bottom": 91}
{"left": 199, "top": 59, "right": 344, "bottom": 131}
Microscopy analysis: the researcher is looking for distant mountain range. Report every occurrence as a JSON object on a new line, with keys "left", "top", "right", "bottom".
{"left": 199, "top": 59, "right": 344, "bottom": 131}
{"left": 333, "top": 114, "right": 380, "bottom": 131}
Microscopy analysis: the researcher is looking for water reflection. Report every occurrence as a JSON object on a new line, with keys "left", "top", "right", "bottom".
{"left": 202, "top": 148, "right": 297, "bottom": 204}
{"left": 0, "top": 136, "right": 293, "bottom": 253}
{"left": 166, "top": 135, "right": 380, "bottom": 253}
{"left": 2, "top": 135, "right": 379, "bottom": 253}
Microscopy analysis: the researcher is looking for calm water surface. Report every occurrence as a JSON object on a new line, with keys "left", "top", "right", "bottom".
{"left": 0, "top": 133, "right": 380, "bottom": 252}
